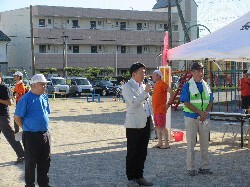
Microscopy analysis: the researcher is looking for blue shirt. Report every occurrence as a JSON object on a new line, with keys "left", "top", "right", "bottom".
{"left": 180, "top": 82, "right": 213, "bottom": 119}
{"left": 15, "top": 92, "right": 50, "bottom": 132}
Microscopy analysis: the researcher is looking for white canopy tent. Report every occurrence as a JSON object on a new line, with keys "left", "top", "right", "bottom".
{"left": 168, "top": 11, "right": 250, "bottom": 62}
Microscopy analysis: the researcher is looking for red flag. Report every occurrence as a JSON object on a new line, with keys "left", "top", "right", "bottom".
{"left": 162, "top": 32, "right": 169, "bottom": 66}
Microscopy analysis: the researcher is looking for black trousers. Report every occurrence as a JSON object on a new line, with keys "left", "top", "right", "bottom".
{"left": 241, "top": 96, "right": 250, "bottom": 110}
{"left": 0, "top": 116, "right": 24, "bottom": 158}
{"left": 23, "top": 131, "right": 51, "bottom": 187}
{"left": 126, "top": 117, "right": 150, "bottom": 180}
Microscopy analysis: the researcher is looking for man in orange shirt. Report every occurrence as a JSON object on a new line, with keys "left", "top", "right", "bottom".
{"left": 239, "top": 70, "right": 250, "bottom": 110}
{"left": 152, "top": 70, "right": 175, "bottom": 149}
{"left": 13, "top": 71, "right": 26, "bottom": 133}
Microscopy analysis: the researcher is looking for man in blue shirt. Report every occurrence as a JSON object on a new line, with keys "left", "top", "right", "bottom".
{"left": 14, "top": 74, "right": 51, "bottom": 187}
{"left": 180, "top": 62, "right": 213, "bottom": 177}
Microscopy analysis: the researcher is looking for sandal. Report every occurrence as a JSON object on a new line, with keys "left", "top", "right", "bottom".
{"left": 152, "top": 144, "right": 162, "bottom": 148}
{"left": 159, "top": 146, "right": 170, "bottom": 149}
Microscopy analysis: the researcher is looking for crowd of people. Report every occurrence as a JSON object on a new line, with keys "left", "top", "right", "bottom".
{"left": 0, "top": 63, "right": 249, "bottom": 186}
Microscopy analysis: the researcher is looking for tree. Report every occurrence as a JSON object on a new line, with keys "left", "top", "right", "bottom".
{"left": 84, "top": 67, "right": 101, "bottom": 80}
{"left": 64, "top": 67, "right": 84, "bottom": 77}
{"left": 122, "top": 70, "right": 131, "bottom": 80}
{"left": 44, "top": 68, "right": 57, "bottom": 74}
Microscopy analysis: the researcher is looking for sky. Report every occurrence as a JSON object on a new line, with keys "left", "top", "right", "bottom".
{"left": 1, "top": 0, "right": 250, "bottom": 36}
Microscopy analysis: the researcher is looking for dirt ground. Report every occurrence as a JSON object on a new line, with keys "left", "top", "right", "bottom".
{"left": 0, "top": 95, "right": 249, "bottom": 187}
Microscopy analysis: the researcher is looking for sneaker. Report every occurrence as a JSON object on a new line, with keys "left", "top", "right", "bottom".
{"left": 198, "top": 168, "right": 213, "bottom": 175}
{"left": 136, "top": 178, "right": 153, "bottom": 186}
{"left": 188, "top": 170, "right": 196, "bottom": 176}
{"left": 127, "top": 180, "right": 139, "bottom": 187}
{"left": 15, "top": 157, "right": 24, "bottom": 164}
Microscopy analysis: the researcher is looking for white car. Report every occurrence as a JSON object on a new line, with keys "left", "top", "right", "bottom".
{"left": 47, "top": 77, "right": 70, "bottom": 97}
{"left": 66, "top": 77, "right": 93, "bottom": 96}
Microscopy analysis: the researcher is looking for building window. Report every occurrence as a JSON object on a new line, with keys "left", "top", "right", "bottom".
{"left": 90, "top": 21, "right": 96, "bottom": 29}
{"left": 48, "top": 45, "right": 50, "bottom": 50}
{"left": 39, "top": 19, "right": 45, "bottom": 27}
{"left": 73, "top": 46, "right": 79, "bottom": 53}
{"left": 137, "top": 23, "right": 142, "bottom": 30}
{"left": 120, "top": 22, "right": 126, "bottom": 30}
{"left": 173, "top": 25, "right": 178, "bottom": 31}
{"left": 159, "top": 24, "right": 163, "bottom": 29}
{"left": 164, "top": 24, "right": 168, "bottom": 31}
{"left": 137, "top": 46, "right": 142, "bottom": 54}
{"left": 97, "top": 21, "right": 102, "bottom": 25}
{"left": 72, "top": 20, "right": 79, "bottom": 28}
{"left": 143, "top": 46, "right": 148, "bottom": 51}
{"left": 91, "top": 46, "right": 98, "bottom": 53}
{"left": 121, "top": 46, "right": 126, "bottom": 53}
{"left": 39, "top": 45, "right": 46, "bottom": 53}
{"left": 48, "top": 19, "right": 51, "bottom": 24}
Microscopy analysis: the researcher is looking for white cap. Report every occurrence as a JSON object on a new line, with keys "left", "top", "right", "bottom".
{"left": 13, "top": 71, "right": 23, "bottom": 76}
{"left": 30, "top": 74, "right": 50, "bottom": 84}
{"left": 153, "top": 70, "right": 163, "bottom": 78}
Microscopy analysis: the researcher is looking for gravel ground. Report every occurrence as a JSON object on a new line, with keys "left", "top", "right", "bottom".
{"left": 0, "top": 94, "right": 249, "bottom": 187}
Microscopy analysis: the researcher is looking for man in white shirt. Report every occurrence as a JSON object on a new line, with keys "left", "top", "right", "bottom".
{"left": 122, "top": 63, "right": 153, "bottom": 187}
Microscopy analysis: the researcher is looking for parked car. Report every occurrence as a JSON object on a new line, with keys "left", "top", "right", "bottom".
{"left": 91, "top": 80, "right": 115, "bottom": 96}
{"left": 2, "top": 76, "right": 15, "bottom": 97}
{"left": 66, "top": 77, "right": 93, "bottom": 96}
{"left": 47, "top": 77, "right": 70, "bottom": 97}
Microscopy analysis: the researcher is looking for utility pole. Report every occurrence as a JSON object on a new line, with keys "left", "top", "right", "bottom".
{"left": 175, "top": 0, "right": 191, "bottom": 43}
{"left": 30, "top": 5, "right": 35, "bottom": 75}
{"left": 168, "top": 0, "right": 172, "bottom": 49}
{"left": 61, "top": 32, "right": 68, "bottom": 77}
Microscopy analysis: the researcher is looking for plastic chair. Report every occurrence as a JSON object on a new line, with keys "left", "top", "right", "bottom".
{"left": 222, "top": 109, "right": 246, "bottom": 143}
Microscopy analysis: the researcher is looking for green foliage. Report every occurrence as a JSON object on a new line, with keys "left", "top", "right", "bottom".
{"left": 122, "top": 70, "right": 131, "bottom": 80}
{"left": 64, "top": 67, "right": 84, "bottom": 76}
{"left": 101, "top": 66, "right": 115, "bottom": 75}
{"left": 44, "top": 68, "right": 57, "bottom": 74}
{"left": 84, "top": 67, "right": 101, "bottom": 80}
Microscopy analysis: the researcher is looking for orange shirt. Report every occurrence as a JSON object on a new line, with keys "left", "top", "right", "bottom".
{"left": 240, "top": 78, "right": 250, "bottom": 96}
{"left": 152, "top": 80, "right": 168, "bottom": 114}
{"left": 14, "top": 82, "right": 26, "bottom": 102}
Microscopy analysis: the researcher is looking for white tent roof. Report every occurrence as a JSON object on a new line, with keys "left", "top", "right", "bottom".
{"left": 168, "top": 11, "right": 250, "bottom": 62}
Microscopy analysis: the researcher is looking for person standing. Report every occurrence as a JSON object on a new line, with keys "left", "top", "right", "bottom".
{"left": 152, "top": 70, "right": 175, "bottom": 149}
{"left": 180, "top": 62, "right": 213, "bottom": 176}
{"left": 239, "top": 70, "right": 250, "bottom": 111}
{"left": 122, "top": 63, "right": 153, "bottom": 186}
{"left": 14, "top": 74, "right": 51, "bottom": 187}
{"left": 0, "top": 74, "right": 24, "bottom": 164}
{"left": 13, "top": 71, "right": 26, "bottom": 133}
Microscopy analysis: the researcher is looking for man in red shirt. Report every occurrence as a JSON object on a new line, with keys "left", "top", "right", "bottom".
{"left": 13, "top": 71, "right": 26, "bottom": 133}
{"left": 152, "top": 70, "right": 175, "bottom": 149}
{"left": 239, "top": 70, "right": 250, "bottom": 110}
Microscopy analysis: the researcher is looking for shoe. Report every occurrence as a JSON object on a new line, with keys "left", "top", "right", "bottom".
{"left": 198, "top": 168, "right": 213, "bottom": 175}
{"left": 15, "top": 157, "right": 24, "bottom": 164}
{"left": 159, "top": 145, "right": 170, "bottom": 149}
{"left": 127, "top": 180, "right": 139, "bottom": 187}
{"left": 136, "top": 178, "right": 153, "bottom": 186}
{"left": 188, "top": 170, "right": 196, "bottom": 176}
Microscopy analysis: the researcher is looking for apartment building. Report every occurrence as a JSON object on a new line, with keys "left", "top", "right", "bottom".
{"left": 0, "top": 30, "right": 10, "bottom": 75}
{"left": 0, "top": 1, "right": 197, "bottom": 76}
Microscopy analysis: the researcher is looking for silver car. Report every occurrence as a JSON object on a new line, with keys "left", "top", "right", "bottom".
{"left": 47, "top": 77, "right": 70, "bottom": 97}
{"left": 66, "top": 77, "right": 93, "bottom": 97}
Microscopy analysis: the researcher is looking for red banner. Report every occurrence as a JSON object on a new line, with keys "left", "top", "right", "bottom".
{"left": 162, "top": 32, "right": 169, "bottom": 66}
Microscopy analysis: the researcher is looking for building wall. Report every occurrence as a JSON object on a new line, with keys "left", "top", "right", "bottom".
{"left": 0, "top": 41, "right": 7, "bottom": 62}
{"left": 0, "top": 7, "right": 32, "bottom": 75}
{"left": 0, "top": 5, "right": 195, "bottom": 76}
